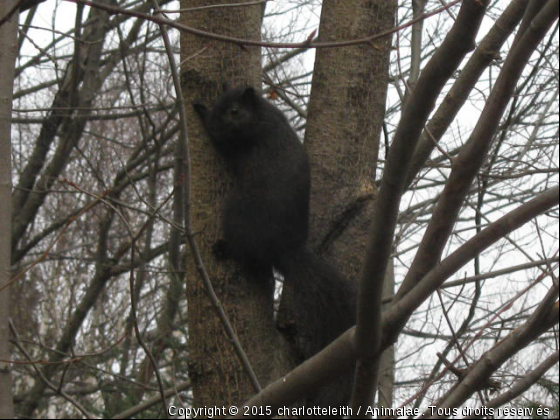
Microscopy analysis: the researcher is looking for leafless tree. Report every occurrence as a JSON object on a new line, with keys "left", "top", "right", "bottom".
{"left": 1, "top": 0, "right": 558, "bottom": 418}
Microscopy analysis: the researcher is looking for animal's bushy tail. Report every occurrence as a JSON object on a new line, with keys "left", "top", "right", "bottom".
{"left": 276, "top": 247, "right": 357, "bottom": 413}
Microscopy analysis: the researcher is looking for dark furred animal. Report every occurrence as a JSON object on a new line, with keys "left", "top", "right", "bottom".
{"left": 194, "top": 86, "right": 356, "bottom": 410}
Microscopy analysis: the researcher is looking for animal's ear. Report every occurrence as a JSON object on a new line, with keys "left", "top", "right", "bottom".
{"left": 241, "top": 87, "right": 258, "bottom": 106}
{"left": 193, "top": 103, "right": 208, "bottom": 121}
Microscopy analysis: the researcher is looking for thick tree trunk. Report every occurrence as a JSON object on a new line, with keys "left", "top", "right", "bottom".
{"left": 180, "top": 0, "right": 292, "bottom": 408}
{"left": 181, "top": 0, "right": 397, "bottom": 409}
{"left": 278, "top": 0, "right": 397, "bottom": 405}
{"left": 305, "top": 0, "right": 396, "bottom": 281}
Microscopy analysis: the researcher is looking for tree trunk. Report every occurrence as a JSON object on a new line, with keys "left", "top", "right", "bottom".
{"left": 274, "top": 0, "right": 397, "bottom": 408}
{"left": 305, "top": 0, "right": 397, "bottom": 281}
{"left": 0, "top": 1, "right": 18, "bottom": 418}
{"left": 181, "top": 0, "right": 397, "bottom": 409}
{"left": 302, "top": 0, "right": 397, "bottom": 407}
{"left": 180, "top": 0, "right": 292, "bottom": 408}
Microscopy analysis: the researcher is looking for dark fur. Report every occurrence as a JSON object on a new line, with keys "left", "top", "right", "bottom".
{"left": 194, "top": 86, "right": 356, "bottom": 410}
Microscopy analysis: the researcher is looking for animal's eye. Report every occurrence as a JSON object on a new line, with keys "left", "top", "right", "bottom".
{"left": 230, "top": 106, "right": 239, "bottom": 116}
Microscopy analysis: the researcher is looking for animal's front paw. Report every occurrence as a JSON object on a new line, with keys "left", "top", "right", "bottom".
{"left": 212, "top": 239, "right": 229, "bottom": 260}
{"left": 193, "top": 103, "right": 208, "bottom": 120}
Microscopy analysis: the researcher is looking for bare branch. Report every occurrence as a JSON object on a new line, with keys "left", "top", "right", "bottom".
{"left": 396, "top": 0, "right": 559, "bottom": 303}
{"left": 352, "top": 0, "right": 489, "bottom": 412}
{"left": 64, "top": 0, "right": 463, "bottom": 49}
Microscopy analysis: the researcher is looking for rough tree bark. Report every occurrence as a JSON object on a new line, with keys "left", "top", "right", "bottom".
{"left": 295, "top": 0, "right": 397, "bottom": 404}
{"left": 180, "top": 0, "right": 397, "bottom": 409}
{"left": 305, "top": 0, "right": 396, "bottom": 281}
{"left": 180, "top": 0, "right": 293, "bottom": 408}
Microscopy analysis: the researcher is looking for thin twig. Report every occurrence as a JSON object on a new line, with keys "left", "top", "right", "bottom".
{"left": 63, "top": 0, "right": 462, "bottom": 49}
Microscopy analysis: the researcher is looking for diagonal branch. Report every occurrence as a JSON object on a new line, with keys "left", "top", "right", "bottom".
{"left": 479, "top": 351, "right": 560, "bottom": 412}
{"left": 384, "top": 185, "right": 559, "bottom": 345}
{"left": 431, "top": 287, "right": 559, "bottom": 416}
{"left": 352, "top": 0, "right": 489, "bottom": 412}
{"left": 236, "top": 172, "right": 558, "bottom": 416}
{"left": 405, "top": 0, "right": 528, "bottom": 187}
{"left": 395, "top": 0, "right": 559, "bottom": 304}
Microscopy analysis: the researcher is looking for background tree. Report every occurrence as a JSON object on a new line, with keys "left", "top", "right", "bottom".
{"left": 0, "top": 0, "right": 19, "bottom": 417}
{"left": 2, "top": 0, "right": 558, "bottom": 418}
